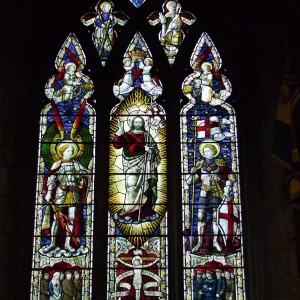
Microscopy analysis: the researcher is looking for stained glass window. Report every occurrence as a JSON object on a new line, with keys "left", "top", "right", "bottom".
{"left": 31, "top": 33, "right": 96, "bottom": 299}
{"left": 148, "top": 0, "right": 196, "bottom": 65}
{"left": 81, "top": 0, "right": 129, "bottom": 67}
{"left": 181, "top": 32, "right": 246, "bottom": 300}
{"left": 107, "top": 32, "right": 168, "bottom": 299}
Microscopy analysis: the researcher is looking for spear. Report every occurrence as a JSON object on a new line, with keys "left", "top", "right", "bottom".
{"left": 138, "top": 97, "right": 154, "bottom": 222}
{"left": 98, "top": 8, "right": 114, "bottom": 60}
{"left": 189, "top": 110, "right": 198, "bottom": 251}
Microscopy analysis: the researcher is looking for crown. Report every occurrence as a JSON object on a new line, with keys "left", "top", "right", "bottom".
{"left": 129, "top": 49, "right": 147, "bottom": 60}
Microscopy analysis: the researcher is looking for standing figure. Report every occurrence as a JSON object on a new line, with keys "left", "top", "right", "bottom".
{"left": 186, "top": 140, "right": 235, "bottom": 253}
{"left": 202, "top": 270, "right": 217, "bottom": 300}
{"left": 93, "top": 1, "right": 115, "bottom": 59}
{"left": 42, "top": 143, "right": 89, "bottom": 254}
{"left": 193, "top": 270, "right": 204, "bottom": 300}
{"left": 40, "top": 273, "right": 50, "bottom": 300}
{"left": 215, "top": 269, "right": 226, "bottom": 299}
{"left": 81, "top": 1, "right": 128, "bottom": 66}
{"left": 49, "top": 272, "right": 62, "bottom": 300}
{"left": 62, "top": 271, "right": 76, "bottom": 300}
{"left": 73, "top": 271, "right": 82, "bottom": 300}
{"left": 158, "top": 1, "right": 183, "bottom": 59}
{"left": 113, "top": 116, "right": 160, "bottom": 223}
{"left": 140, "top": 58, "right": 163, "bottom": 97}
{"left": 224, "top": 271, "right": 235, "bottom": 300}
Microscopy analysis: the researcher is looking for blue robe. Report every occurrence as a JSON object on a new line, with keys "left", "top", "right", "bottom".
{"left": 216, "top": 277, "right": 227, "bottom": 299}
{"left": 202, "top": 278, "right": 217, "bottom": 299}
{"left": 193, "top": 278, "right": 204, "bottom": 299}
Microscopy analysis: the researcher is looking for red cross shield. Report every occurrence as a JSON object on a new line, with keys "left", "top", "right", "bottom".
{"left": 218, "top": 200, "right": 240, "bottom": 254}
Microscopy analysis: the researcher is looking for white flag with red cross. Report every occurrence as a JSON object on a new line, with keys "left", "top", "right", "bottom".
{"left": 195, "top": 116, "right": 233, "bottom": 141}
{"left": 146, "top": 105, "right": 165, "bottom": 131}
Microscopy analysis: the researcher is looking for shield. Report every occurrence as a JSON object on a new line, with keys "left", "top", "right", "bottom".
{"left": 218, "top": 199, "right": 240, "bottom": 246}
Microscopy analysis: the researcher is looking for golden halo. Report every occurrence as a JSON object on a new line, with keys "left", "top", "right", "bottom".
{"left": 56, "top": 141, "right": 79, "bottom": 159}
{"left": 99, "top": 1, "right": 112, "bottom": 12}
{"left": 199, "top": 139, "right": 220, "bottom": 158}
{"left": 127, "top": 110, "right": 148, "bottom": 128}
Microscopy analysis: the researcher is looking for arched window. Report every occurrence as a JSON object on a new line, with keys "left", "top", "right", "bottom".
{"left": 181, "top": 32, "right": 245, "bottom": 300}
{"left": 31, "top": 34, "right": 96, "bottom": 299}
{"left": 29, "top": 1, "right": 247, "bottom": 299}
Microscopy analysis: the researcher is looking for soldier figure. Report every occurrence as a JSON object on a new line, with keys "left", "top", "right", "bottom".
{"left": 202, "top": 270, "right": 217, "bottom": 299}
{"left": 186, "top": 140, "right": 235, "bottom": 253}
{"left": 73, "top": 271, "right": 82, "bottom": 300}
{"left": 193, "top": 270, "right": 204, "bottom": 300}
{"left": 224, "top": 271, "right": 235, "bottom": 300}
{"left": 62, "top": 270, "right": 76, "bottom": 300}
{"left": 215, "top": 269, "right": 226, "bottom": 299}
{"left": 40, "top": 273, "right": 50, "bottom": 300}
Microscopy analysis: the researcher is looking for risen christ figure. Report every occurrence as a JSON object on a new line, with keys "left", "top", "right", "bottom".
{"left": 113, "top": 116, "right": 161, "bottom": 223}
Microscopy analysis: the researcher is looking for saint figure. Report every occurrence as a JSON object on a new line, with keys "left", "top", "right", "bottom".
{"left": 158, "top": 1, "right": 183, "bottom": 58}
{"left": 186, "top": 140, "right": 235, "bottom": 253}
{"left": 51, "top": 62, "right": 82, "bottom": 103}
{"left": 42, "top": 143, "right": 89, "bottom": 254}
{"left": 113, "top": 115, "right": 160, "bottom": 223}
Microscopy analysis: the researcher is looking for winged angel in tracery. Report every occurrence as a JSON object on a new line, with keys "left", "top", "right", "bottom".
{"left": 31, "top": 33, "right": 95, "bottom": 300}
{"left": 108, "top": 33, "right": 168, "bottom": 300}
{"left": 148, "top": 0, "right": 196, "bottom": 65}
{"left": 81, "top": 0, "right": 129, "bottom": 66}
{"left": 181, "top": 32, "right": 246, "bottom": 300}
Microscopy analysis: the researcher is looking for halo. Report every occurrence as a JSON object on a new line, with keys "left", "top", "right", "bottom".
{"left": 166, "top": 0, "right": 181, "bottom": 13}
{"left": 65, "top": 62, "right": 76, "bottom": 70}
{"left": 201, "top": 62, "right": 213, "bottom": 71}
{"left": 127, "top": 110, "right": 148, "bottom": 128}
{"left": 199, "top": 139, "right": 220, "bottom": 158}
{"left": 99, "top": 1, "right": 112, "bottom": 11}
{"left": 56, "top": 141, "right": 79, "bottom": 159}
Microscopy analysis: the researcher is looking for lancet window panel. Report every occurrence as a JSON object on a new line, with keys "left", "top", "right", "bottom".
{"left": 107, "top": 32, "right": 169, "bottom": 300}
{"left": 180, "top": 32, "right": 246, "bottom": 300}
{"left": 31, "top": 33, "right": 96, "bottom": 300}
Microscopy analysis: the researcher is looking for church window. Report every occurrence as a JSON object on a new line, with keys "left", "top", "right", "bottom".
{"left": 31, "top": 33, "right": 96, "bottom": 299}
{"left": 181, "top": 32, "right": 246, "bottom": 300}
{"left": 107, "top": 32, "right": 168, "bottom": 299}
